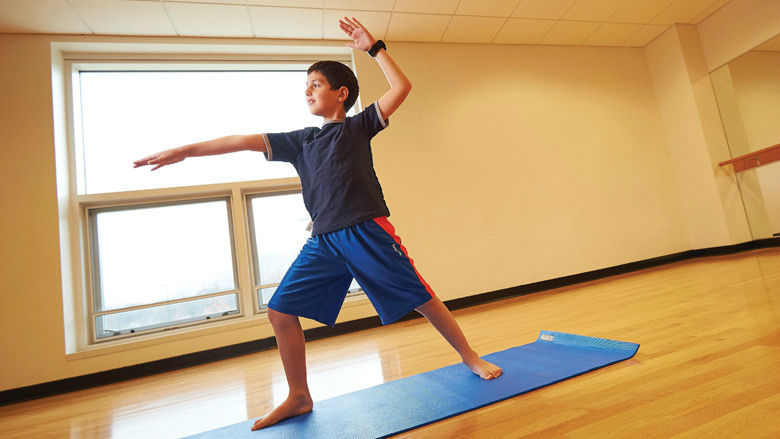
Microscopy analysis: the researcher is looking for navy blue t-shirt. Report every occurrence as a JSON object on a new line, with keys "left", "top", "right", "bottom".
{"left": 262, "top": 101, "right": 391, "bottom": 236}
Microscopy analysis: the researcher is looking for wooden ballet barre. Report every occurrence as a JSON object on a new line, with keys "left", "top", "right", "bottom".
{"left": 719, "top": 143, "right": 780, "bottom": 172}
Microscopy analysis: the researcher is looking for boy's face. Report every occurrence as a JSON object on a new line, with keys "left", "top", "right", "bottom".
{"left": 305, "top": 71, "right": 347, "bottom": 117}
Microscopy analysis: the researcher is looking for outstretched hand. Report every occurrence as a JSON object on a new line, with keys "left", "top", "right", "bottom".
{"left": 133, "top": 147, "right": 185, "bottom": 171}
{"left": 339, "top": 17, "right": 376, "bottom": 52}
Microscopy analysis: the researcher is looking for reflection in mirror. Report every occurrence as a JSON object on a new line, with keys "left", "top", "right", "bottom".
{"left": 711, "top": 33, "right": 780, "bottom": 239}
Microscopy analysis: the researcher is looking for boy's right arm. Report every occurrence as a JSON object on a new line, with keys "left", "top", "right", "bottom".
{"left": 133, "top": 134, "right": 267, "bottom": 171}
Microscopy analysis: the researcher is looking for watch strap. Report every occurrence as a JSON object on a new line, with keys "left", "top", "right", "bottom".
{"left": 368, "top": 40, "right": 386, "bottom": 58}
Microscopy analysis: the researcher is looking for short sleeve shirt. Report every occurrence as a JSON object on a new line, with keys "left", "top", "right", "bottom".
{"left": 262, "top": 101, "right": 391, "bottom": 236}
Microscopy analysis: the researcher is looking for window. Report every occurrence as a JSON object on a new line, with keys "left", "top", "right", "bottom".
{"left": 66, "top": 58, "right": 364, "bottom": 343}
{"left": 89, "top": 198, "right": 239, "bottom": 339}
{"left": 247, "top": 192, "right": 363, "bottom": 309}
{"left": 76, "top": 69, "right": 314, "bottom": 195}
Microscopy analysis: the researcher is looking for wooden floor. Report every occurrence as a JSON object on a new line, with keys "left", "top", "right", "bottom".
{"left": 2, "top": 247, "right": 779, "bottom": 438}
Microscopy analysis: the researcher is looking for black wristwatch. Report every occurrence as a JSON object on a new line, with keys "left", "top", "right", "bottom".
{"left": 368, "top": 40, "right": 386, "bottom": 58}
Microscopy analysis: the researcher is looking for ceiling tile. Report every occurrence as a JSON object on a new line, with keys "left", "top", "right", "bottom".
{"left": 563, "top": 0, "right": 627, "bottom": 22}
{"left": 441, "top": 15, "right": 506, "bottom": 43}
{"left": 325, "top": 0, "right": 394, "bottom": 11}
{"left": 386, "top": 13, "right": 451, "bottom": 42}
{"left": 512, "top": 0, "right": 576, "bottom": 20}
{"left": 323, "top": 9, "right": 390, "bottom": 40}
{"left": 539, "top": 20, "right": 600, "bottom": 45}
{"left": 583, "top": 22, "right": 641, "bottom": 46}
{"left": 493, "top": 18, "right": 555, "bottom": 44}
{"left": 455, "top": 0, "right": 521, "bottom": 17}
{"left": 69, "top": 0, "right": 176, "bottom": 35}
{"left": 649, "top": 0, "right": 719, "bottom": 25}
{"left": 690, "top": 0, "right": 731, "bottom": 23}
{"left": 620, "top": 23, "right": 667, "bottom": 46}
{"left": 0, "top": 0, "right": 89, "bottom": 34}
{"left": 248, "top": 0, "right": 323, "bottom": 7}
{"left": 608, "top": 0, "right": 674, "bottom": 24}
{"left": 393, "top": 0, "right": 461, "bottom": 15}
{"left": 248, "top": 6, "right": 322, "bottom": 39}
{"left": 164, "top": 2, "right": 252, "bottom": 37}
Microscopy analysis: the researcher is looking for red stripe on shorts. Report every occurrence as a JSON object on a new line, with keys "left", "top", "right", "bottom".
{"left": 372, "top": 216, "right": 436, "bottom": 297}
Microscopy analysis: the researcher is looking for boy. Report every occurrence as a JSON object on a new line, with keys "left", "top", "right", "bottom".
{"left": 134, "top": 17, "right": 502, "bottom": 431}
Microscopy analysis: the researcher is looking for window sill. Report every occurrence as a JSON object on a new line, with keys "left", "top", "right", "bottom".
{"left": 65, "top": 293, "right": 373, "bottom": 361}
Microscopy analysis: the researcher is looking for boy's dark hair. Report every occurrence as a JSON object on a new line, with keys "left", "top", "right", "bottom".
{"left": 307, "top": 61, "right": 359, "bottom": 112}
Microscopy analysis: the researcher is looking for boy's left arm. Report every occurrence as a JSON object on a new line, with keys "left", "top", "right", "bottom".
{"left": 339, "top": 17, "right": 411, "bottom": 120}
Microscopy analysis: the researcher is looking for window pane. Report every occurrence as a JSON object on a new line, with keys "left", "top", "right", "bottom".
{"left": 96, "top": 293, "right": 238, "bottom": 339}
{"left": 258, "top": 286, "right": 276, "bottom": 309}
{"left": 249, "top": 193, "right": 364, "bottom": 309}
{"left": 78, "top": 71, "right": 325, "bottom": 194}
{"left": 249, "top": 193, "right": 310, "bottom": 286}
{"left": 93, "top": 200, "right": 235, "bottom": 312}
{"left": 348, "top": 279, "right": 361, "bottom": 294}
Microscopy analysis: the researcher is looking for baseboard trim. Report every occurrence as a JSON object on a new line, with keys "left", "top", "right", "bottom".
{"left": 2, "top": 237, "right": 778, "bottom": 406}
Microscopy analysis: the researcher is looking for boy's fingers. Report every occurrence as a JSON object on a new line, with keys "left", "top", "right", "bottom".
{"left": 339, "top": 21, "right": 354, "bottom": 35}
{"left": 343, "top": 16, "right": 357, "bottom": 29}
{"left": 135, "top": 153, "right": 160, "bottom": 164}
{"left": 133, "top": 158, "right": 154, "bottom": 167}
{"left": 134, "top": 151, "right": 172, "bottom": 169}
{"left": 351, "top": 16, "right": 368, "bottom": 32}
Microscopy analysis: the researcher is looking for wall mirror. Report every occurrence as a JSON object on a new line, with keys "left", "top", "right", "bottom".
{"left": 711, "top": 34, "right": 780, "bottom": 240}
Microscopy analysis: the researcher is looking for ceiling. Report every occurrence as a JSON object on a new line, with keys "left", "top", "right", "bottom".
{"left": 755, "top": 34, "right": 780, "bottom": 52}
{"left": 0, "top": 0, "right": 735, "bottom": 48}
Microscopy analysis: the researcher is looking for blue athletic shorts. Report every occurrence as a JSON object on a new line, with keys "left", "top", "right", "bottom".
{"left": 267, "top": 216, "right": 436, "bottom": 327}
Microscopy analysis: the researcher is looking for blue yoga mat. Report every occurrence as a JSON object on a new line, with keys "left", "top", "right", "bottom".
{"left": 184, "top": 331, "right": 639, "bottom": 439}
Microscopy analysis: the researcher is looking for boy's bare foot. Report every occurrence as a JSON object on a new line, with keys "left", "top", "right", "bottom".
{"left": 462, "top": 351, "right": 503, "bottom": 380}
{"left": 251, "top": 394, "right": 314, "bottom": 431}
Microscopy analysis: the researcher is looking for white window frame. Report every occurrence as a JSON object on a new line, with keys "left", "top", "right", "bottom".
{"left": 86, "top": 196, "right": 243, "bottom": 342}
{"left": 56, "top": 48, "right": 369, "bottom": 350}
